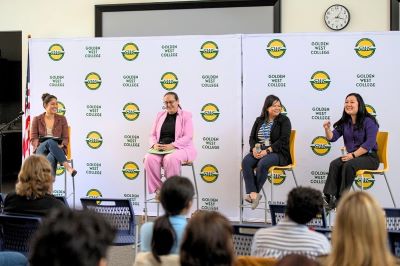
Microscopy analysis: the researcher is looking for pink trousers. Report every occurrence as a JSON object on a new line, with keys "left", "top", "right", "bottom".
{"left": 144, "top": 149, "right": 188, "bottom": 193}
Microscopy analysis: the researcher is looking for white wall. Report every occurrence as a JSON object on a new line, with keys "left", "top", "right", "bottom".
{"left": 282, "top": 0, "right": 390, "bottom": 32}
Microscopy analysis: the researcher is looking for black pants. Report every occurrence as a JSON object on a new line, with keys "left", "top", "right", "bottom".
{"left": 323, "top": 152, "right": 379, "bottom": 198}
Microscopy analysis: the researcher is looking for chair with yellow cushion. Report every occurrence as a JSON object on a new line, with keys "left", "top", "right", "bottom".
{"left": 354, "top": 131, "right": 396, "bottom": 207}
{"left": 234, "top": 256, "right": 278, "bottom": 266}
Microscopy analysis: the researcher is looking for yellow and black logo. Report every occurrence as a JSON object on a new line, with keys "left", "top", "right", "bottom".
{"left": 310, "top": 136, "right": 331, "bottom": 156}
{"left": 48, "top": 44, "right": 65, "bottom": 61}
{"left": 122, "top": 103, "right": 140, "bottom": 121}
{"left": 266, "top": 39, "right": 286, "bottom": 58}
{"left": 200, "top": 41, "right": 219, "bottom": 60}
{"left": 267, "top": 169, "right": 286, "bottom": 185}
{"left": 122, "top": 161, "right": 140, "bottom": 180}
{"left": 160, "top": 72, "right": 178, "bottom": 91}
{"left": 121, "top": 43, "right": 140, "bottom": 61}
{"left": 57, "top": 101, "right": 66, "bottom": 116}
{"left": 56, "top": 165, "right": 66, "bottom": 176}
{"left": 86, "top": 131, "right": 103, "bottom": 149}
{"left": 310, "top": 71, "right": 331, "bottom": 91}
{"left": 200, "top": 164, "right": 219, "bottom": 183}
{"left": 354, "top": 38, "right": 376, "bottom": 58}
{"left": 281, "top": 105, "right": 287, "bottom": 116}
{"left": 355, "top": 174, "right": 375, "bottom": 190}
{"left": 200, "top": 103, "right": 220, "bottom": 122}
{"left": 85, "top": 72, "right": 102, "bottom": 90}
{"left": 86, "top": 189, "right": 103, "bottom": 204}
{"left": 365, "top": 104, "right": 377, "bottom": 117}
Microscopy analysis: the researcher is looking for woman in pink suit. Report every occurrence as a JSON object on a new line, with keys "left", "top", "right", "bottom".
{"left": 145, "top": 92, "right": 197, "bottom": 195}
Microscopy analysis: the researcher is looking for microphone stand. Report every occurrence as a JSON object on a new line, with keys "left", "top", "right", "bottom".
{"left": 0, "top": 112, "right": 23, "bottom": 193}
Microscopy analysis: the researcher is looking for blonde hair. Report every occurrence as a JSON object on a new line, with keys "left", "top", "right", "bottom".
{"left": 326, "top": 191, "right": 395, "bottom": 266}
{"left": 16, "top": 155, "right": 53, "bottom": 198}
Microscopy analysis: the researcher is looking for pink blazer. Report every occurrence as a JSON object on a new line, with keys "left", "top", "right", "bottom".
{"left": 149, "top": 109, "right": 197, "bottom": 161}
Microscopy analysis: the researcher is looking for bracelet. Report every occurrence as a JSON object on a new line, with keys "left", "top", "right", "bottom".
{"left": 352, "top": 152, "right": 356, "bottom": 158}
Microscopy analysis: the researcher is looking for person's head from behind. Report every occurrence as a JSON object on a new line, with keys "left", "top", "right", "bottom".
{"left": 286, "top": 187, "right": 323, "bottom": 225}
{"left": 16, "top": 154, "right": 53, "bottom": 198}
{"left": 152, "top": 176, "right": 194, "bottom": 261}
{"left": 30, "top": 208, "right": 115, "bottom": 266}
{"left": 261, "top": 94, "right": 282, "bottom": 120}
{"left": 276, "top": 254, "right": 318, "bottom": 266}
{"left": 180, "top": 211, "right": 234, "bottom": 266}
{"left": 328, "top": 191, "right": 394, "bottom": 266}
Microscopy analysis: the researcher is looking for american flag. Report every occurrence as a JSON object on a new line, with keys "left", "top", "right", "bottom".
{"left": 22, "top": 44, "right": 31, "bottom": 159}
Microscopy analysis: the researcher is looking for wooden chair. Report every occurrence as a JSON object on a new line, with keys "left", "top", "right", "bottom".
{"left": 234, "top": 255, "right": 278, "bottom": 266}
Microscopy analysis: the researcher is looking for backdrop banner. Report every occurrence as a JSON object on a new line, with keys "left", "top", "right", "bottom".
{"left": 29, "top": 35, "right": 242, "bottom": 219}
{"left": 28, "top": 31, "right": 400, "bottom": 221}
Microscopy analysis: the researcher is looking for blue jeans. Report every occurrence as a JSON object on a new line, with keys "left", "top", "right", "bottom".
{"left": 0, "top": 252, "right": 28, "bottom": 266}
{"left": 36, "top": 139, "right": 67, "bottom": 176}
{"left": 242, "top": 152, "right": 279, "bottom": 194}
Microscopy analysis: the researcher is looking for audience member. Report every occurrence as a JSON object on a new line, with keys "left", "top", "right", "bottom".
{"left": 29, "top": 208, "right": 115, "bottom": 266}
{"left": 321, "top": 191, "right": 397, "bottom": 266}
{"left": 4, "top": 154, "right": 65, "bottom": 216}
{"left": 180, "top": 211, "right": 235, "bottom": 266}
{"left": 0, "top": 251, "right": 28, "bottom": 266}
{"left": 135, "top": 176, "right": 194, "bottom": 265}
{"left": 251, "top": 187, "right": 330, "bottom": 259}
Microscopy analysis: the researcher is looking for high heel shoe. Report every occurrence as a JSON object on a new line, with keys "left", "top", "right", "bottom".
{"left": 71, "top": 170, "right": 77, "bottom": 177}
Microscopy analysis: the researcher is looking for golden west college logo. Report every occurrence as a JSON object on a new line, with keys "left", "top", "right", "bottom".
{"left": 86, "top": 189, "right": 102, "bottom": 198}
{"left": 121, "top": 43, "right": 140, "bottom": 61}
{"left": 267, "top": 169, "right": 286, "bottom": 185}
{"left": 310, "top": 136, "right": 331, "bottom": 156}
{"left": 200, "top": 164, "right": 219, "bottom": 183}
{"left": 266, "top": 39, "right": 286, "bottom": 58}
{"left": 355, "top": 173, "right": 375, "bottom": 190}
{"left": 160, "top": 72, "right": 178, "bottom": 90}
{"left": 85, "top": 72, "right": 102, "bottom": 90}
{"left": 354, "top": 38, "right": 376, "bottom": 58}
{"left": 365, "top": 104, "right": 377, "bottom": 117}
{"left": 200, "top": 41, "right": 219, "bottom": 60}
{"left": 48, "top": 44, "right": 65, "bottom": 61}
{"left": 122, "top": 161, "right": 140, "bottom": 180}
{"left": 86, "top": 131, "right": 103, "bottom": 149}
{"left": 57, "top": 101, "right": 66, "bottom": 116}
{"left": 56, "top": 165, "right": 66, "bottom": 176}
{"left": 122, "top": 103, "right": 140, "bottom": 121}
{"left": 200, "top": 103, "right": 220, "bottom": 122}
{"left": 310, "top": 71, "right": 331, "bottom": 91}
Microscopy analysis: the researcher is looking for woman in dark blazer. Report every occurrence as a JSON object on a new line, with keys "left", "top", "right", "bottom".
{"left": 242, "top": 95, "right": 291, "bottom": 209}
{"left": 31, "top": 93, "right": 76, "bottom": 177}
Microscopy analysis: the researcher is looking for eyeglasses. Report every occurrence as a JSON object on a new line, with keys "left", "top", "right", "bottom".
{"left": 163, "top": 100, "right": 176, "bottom": 105}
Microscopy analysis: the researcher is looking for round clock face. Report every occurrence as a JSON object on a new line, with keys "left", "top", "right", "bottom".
{"left": 324, "top": 4, "right": 350, "bottom": 31}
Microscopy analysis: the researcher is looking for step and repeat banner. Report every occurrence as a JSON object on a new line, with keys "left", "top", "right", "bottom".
{"left": 29, "top": 35, "right": 242, "bottom": 219}
{"left": 29, "top": 32, "right": 400, "bottom": 221}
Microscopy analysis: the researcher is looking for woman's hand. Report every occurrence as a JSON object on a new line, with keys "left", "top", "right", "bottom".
{"left": 323, "top": 120, "right": 331, "bottom": 129}
{"left": 58, "top": 144, "right": 64, "bottom": 149}
{"left": 158, "top": 144, "right": 175, "bottom": 151}
{"left": 341, "top": 153, "right": 353, "bottom": 162}
{"left": 253, "top": 148, "right": 267, "bottom": 159}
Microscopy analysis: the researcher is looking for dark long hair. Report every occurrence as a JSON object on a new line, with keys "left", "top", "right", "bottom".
{"left": 333, "top": 93, "right": 379, "bottom": 130}
{"left": 151, "top": 176, "right": 194, "bottom": 262}
{"left": 180, "top": 211, "right": 234, "bottom": 266}
{"left": 260, "top": 94, "right": 281, "bottom": 120}
{"left": 164, "top": 91, "right": 182, "bottom": 110}
{"left": 41, "top": 93, "right": 57, "bottom": 108}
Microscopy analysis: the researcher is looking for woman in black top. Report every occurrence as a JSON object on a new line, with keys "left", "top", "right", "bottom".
{"left": 4, "top": 154, "right": 65, "bottom": 216}
{"left": 242, "top": 95, "right": 292, "bottom": 209}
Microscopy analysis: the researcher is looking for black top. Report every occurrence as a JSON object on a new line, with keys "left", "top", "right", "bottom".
{"left": 159, "top": 113, "right": 177, "bottom": 144}
{"left": 249, "top": 114, "right": 292, "bottom": 165}
{"left": 4, "top": 191, "right": 65, "bottom": 217}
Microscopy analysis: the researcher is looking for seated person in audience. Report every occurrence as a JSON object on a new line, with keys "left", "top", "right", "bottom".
{"left": 4, "top": 154, "right": 65, "bottom": 216}
{"left": 136, "top": 176, "right": 194, "bottom": 265}
{"left": 29, "top": 208, "right": 115, "bottom": 266}
{"left": 276, "top": 254, "right": 318, "bottom": 266}
{"left": 320, "top": 191, "right": 398, "bottom": 266}
{"left": 180, "top": 211, "right": 235, "bottom": 266}
{"left": 0, "top": 251, "right": 28, "bottom": 266}
{"left": 251, "top": 187, "right": 330, "bottom": 259}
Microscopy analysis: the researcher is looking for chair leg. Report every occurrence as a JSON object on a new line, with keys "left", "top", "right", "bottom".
{"left": 270, "top": 171, "right": 274, "bottom": 203}
{"left": 191, "top": 163, "right": 199, "bottom": 211}
{"left": 361, "top": 174, "right": 364, "bottom": 192}
{"left": 261, "top": 187, "right": 268, "bottom": 224}
{"left": 383, "top": 173, "right": 396, "bottom": 207}
{"left": 239, "top": 170, "right": 243, "bottom": 223}
{"left": 143, "top": 169, "right": 148, "bottom": 222}
{"left": 291, "top": 169, "right": 298, "bottom": 187}
{"left": 71, "top": 159, "right": 75, "bottom": 209}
